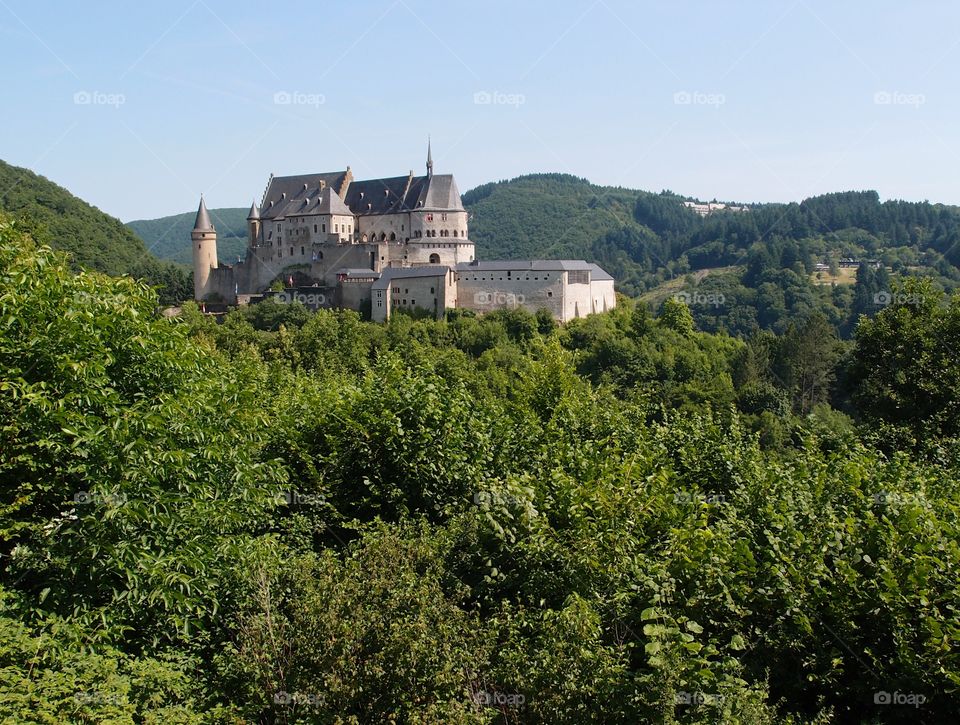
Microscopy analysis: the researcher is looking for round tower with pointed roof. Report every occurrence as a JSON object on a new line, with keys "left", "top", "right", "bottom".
{"left": 246, "top": 200, "right": 260, "bottom": 249}
{"left": 192, "top": 196, "right": 218, "bottom": 300}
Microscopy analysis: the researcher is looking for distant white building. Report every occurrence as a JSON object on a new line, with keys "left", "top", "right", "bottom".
{"left": 682, "top": 200, "right": 749, "bottom": 217}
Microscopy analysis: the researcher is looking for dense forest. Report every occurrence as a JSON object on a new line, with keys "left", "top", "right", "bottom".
{"left": 2, "top": 210, "right": 958, "bottom": 723}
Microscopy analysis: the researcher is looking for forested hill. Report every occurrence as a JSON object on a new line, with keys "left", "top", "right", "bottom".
{"left": 127, "top": 207, "right": 248, "bottom": 266}
{"left": 0, "top": 159, "right": 152, "bottom": 276}
{"left": 0, "top": 159, "right": 192, "bottom": 303}
{"left": 464, "top": 174, "right": 960, "bottom": 291}
{"left": 464, "top": 175, "right": 960, "bottom": 335}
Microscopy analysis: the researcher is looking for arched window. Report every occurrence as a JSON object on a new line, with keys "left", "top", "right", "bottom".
{"left": 389, "top": 232, "right": 396, "bottom": 241}
{"left": 429, "top": 253, "right": 440, "bottom": 264}
{"left": 380, "top": 232, "right": 387, "bottom": 241}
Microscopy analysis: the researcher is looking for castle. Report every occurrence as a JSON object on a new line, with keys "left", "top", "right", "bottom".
{"left": 192, "top": 143, "right": 615, "bottom": 322}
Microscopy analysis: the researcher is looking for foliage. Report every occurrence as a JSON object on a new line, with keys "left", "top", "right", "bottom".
{"left": 2, "top": 214, "right": 960, "bottom": 722}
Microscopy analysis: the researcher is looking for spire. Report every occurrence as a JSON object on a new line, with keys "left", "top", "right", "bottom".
{"left": 426, "top": 136, "right": 433, "bottom": 178}
{"left": 193, "top": 195, "right": 214, "bottom": 231}
{"left": 246, "top": 199, "right": 260, "bottom": 220}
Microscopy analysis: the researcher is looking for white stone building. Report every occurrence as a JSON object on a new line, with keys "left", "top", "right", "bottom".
{"left": 193, "top": 143, "right": 617, "bottom": 323}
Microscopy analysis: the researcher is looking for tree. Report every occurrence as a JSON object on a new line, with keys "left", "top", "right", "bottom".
{"left": 659, "top": 297, "right": 695, "bottom": 335}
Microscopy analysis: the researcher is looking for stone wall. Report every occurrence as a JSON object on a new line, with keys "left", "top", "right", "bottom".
{"left": 455, "top": 269, "right": 565, "bottom": 319}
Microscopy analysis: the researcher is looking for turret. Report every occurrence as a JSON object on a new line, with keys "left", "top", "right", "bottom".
{"left": 191, "top": 196, "right": 217, "bottom": 300}
{"left": 246, "top": 200, "right": 260, "bottom": 248}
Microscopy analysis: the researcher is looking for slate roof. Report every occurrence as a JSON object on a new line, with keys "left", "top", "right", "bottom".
{"left": 372, "top": 266, "right": 451, "bottom": 290}
{"left": 260, "top": 171, "right": 347, "bottom": 221}
{"left": 454, "top": 260, "right": 597, "bottom": 272}
{"left": 259, "top": 171, "right": 464, "bottom": 221}
{"left": 247, "top": 201, "right": 260, "bottom": 220}
{"left": 336, "top": 268, "right": 381, "bottom": 279}
{"left": 588, "top": 264, "right": 614, "bottom": 281}
{"left": 317, "top": 185, "right": 352, "bottom": 215}
{"left": 193, "top": 197, "right": 214, "bottom": 231}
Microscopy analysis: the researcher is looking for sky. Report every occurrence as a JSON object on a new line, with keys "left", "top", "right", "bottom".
{"left": 2, "top": 0, "right": 960, "bottom": 221}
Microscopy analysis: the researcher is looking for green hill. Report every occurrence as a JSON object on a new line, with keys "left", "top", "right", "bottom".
{"left": 0, "top": 159, "right": 153, "bottom": 276}
{"left": 127, "top": 207, "right": 248, "bottom": 266}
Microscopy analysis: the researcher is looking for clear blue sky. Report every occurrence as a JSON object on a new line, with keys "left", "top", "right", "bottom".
{"left": 2, "top": 0, "right": 959, "bottom": 221}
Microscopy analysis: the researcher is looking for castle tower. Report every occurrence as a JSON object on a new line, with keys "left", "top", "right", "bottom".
{"left": 426, "top": 136, "right": 433, "bottom": 178}
{"left": 192, "top": 196, "right": 217, "bottom": 300}
{"left": 246, "top": 200, "right": 260, "bottom": 248}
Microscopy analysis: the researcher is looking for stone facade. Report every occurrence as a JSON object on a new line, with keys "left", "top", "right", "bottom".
{"left": 454, "top": 261, "right": 616, "bottom": 323}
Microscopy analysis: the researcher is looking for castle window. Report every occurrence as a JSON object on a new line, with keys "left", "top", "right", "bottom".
{"left": 547, "top": 291, "right": 553, "bottom": 297}
{"left": 290, "top": 247, "right": 294, "bottom": 256}
{"left": 335, "top": 224, "right": 339, "bottom": 233}
{"left": 322, "top": 224, "right": 326, "bottom": 233}
{"left": 314, "top": 224, "right": 317, "bottom": 233}
{"left": 441, "top": 213, "right": 447, "bottom": 221}
{"left": 429, "top": 253, "right": 440, "bottom": 264}
{"left": 430, "top": 287, "right": 435, "bottom": 294}
{"left": 278, "top": 250, "right": 282, "bottom": 258}
{"left": 301, "top": 246, "right": 305, "bottom": 255}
